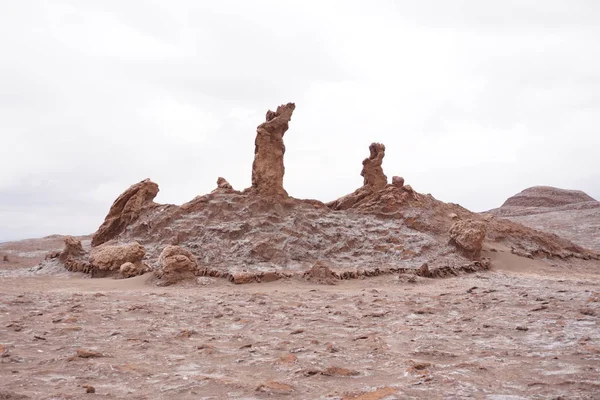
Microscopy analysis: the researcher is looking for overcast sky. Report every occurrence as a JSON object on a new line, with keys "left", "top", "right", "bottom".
{"left": 1, "top": 1, "right": 599, "bottom": 241}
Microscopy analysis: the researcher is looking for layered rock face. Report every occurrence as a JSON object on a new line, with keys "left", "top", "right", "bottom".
{"left": 91, "top": 179, "right": 159, "bottom": 247}
{"left": 488, "top": 186, "right": 600, "bottom": 252}
{"left": 250, "top": 102, "right": 296, "bottom": 197}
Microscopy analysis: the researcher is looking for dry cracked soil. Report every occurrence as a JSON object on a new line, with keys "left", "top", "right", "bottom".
{"left": 1, "top": 246, "right": 599, "bottom": 400}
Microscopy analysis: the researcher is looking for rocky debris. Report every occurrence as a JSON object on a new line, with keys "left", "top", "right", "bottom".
{"left": 154, "top": 245, "right": 200, "bottom": 285}
{"left": 88, "top": 242, "right": 146, "bottom": 278}
{"left": 0, "top": 392, "right": 30, "bottom": 400}
{"left": 255, "top": 380, "right": 294, "bottom": 394}
{"left": 91, "top": 179, "right": 159, "bottom": 247}
{"left": 82, "top": 385, "right": 95, "bottom": 394}
{"left": 74, "top": 349, "right": 104, "bottom": 359}
{"left": 250, "top": 102, "right": 296, "bottom": 197}
{"left": 342, "top": 387, "right": 397, "bottom": 400}
{"left": 449, "top": 219, "right": 486, "bottom": 260}
{"left": 303, "top": 261, "right": 337, "bottom": 284}
{"left": 119, "top": 261, "right": 149, "bottom": 278}
{"left": 361, "top": 143, "right": 387, "bottom": 189}
{"left": 392, "top": 176, "right": 404, "bottom": 188}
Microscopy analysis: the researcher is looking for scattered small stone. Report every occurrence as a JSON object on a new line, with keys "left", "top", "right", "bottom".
{"left": 255, "top": 380, "right": 294, "bottom": 394}
{"left": 322, "top": 366, "right": 360, "bottom": 376}
{"left": 75, "top": 349, "right": 104, "bottom": 358}
{"left": 33, "top": 335, "right": 46, "bottom": 341}
{"left": 290, "top": 329, "right": 304, "bottom": 335}
{"left": 239, "top": 343, "right": 252, "bottom": 349}
{"left": 516, "top": 326, "right": 529, "bottom": 331}
{"left": 531, "top": 305, "right": 548, "bottom": 312}
{"left": 82, "top": 385, "right": 95, "bottom": 394}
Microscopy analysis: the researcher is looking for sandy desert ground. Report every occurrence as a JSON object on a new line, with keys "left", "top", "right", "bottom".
{"left": 1, "top": 245, "right": 599, "bottom": 400}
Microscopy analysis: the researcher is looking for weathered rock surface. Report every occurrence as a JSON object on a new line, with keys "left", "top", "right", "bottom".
{"left": 211, "top": 177, "right": 234, "bottom": 194}
{"left": 488, "top": 186, "right": 600, "bottom": 252}
{"left": 361, "top": 142, "right": 387, "bottom": 189}
{"left": 91, "top": 179, "right": 159, "bottom": 247}
{"left": 250, "top": 102, "right": 295, "bottom": 197}
{"left": 392, "top": 176, "right": 405, "bottom": 188}
{"left": 119, "top": 261, "right": 149, "bottom": 278}
{"left": 449, "top": 219, "right": 487, "bottom": 259}
{"left": 88, "top": 242, "right": 146, "bottom": 277}
{"left": 58, "top": 236, "right": 92, "bottom": 274}
{"left": 154, "top": 245, "right": 200, "bottom": 285}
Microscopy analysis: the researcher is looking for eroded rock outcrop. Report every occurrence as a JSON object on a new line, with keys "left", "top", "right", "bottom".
{"left": 91, "top": 179, "right": 159, "bottom": 247}
{"left": 154, "top": 245, "right": 200, "bottom": 285}
{"left": 211, "top": 177, "right": 236, "bottom": 194}
{"left": 250, "top": 103, "right": 296, "bottom": 197}
{"left": 361, "top": 143, "right": 387, "bottom": 189}
{"left": 328, "top": 143, "right": 393, "bottom": 210}
{"left": 58, "top": 236, "right": 92, "bottom": 273}
{"left": 89, "top": 242, "right": 146, "bottom": 277}
{"left": 449, "top": 220, "right": 486, "bottom": 260}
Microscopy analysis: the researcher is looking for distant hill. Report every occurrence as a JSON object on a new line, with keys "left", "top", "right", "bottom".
{"left": 488, "top": 186, "right": 600, "bottom": 252}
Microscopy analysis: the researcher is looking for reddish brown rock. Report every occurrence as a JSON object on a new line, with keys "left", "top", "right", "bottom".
{"left": 327, "top": 143, "right": 389, "bottom": 210}
{"left": 392, "top": 176, "right": 404, "bottom": 188}
{"left": 57, "top": 236, "right": 92, "bottom": 274}
{"left": 250, "top": 102, "right": 296, "bottom": 197}
{"left": 119, "top": 261, "right": 149, "bottom": 278}
{"left": 361, "top": 143, "right": 387, "bottom": 189}
{"left": 58, "top": 236, "right": 85, "bottom": 263}
{"left": 154, "top": 245, "right": 199, "bottom": 285}
{"left": 91, "top": 179, "right": 159, "bottom": 247}
{"left": 2, "top": 255, "right": 8, "bottom": 262}
{"left": 89, "top": 242, "right": 146, "bottom": 277}
{"left": 449, "top": 219, "right": 486, "bottom": 260}
{"left": 303, "top": 261, "right": 338, "bottom": 284}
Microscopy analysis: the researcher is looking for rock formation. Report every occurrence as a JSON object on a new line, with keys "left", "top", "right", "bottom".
{"left": 449, "top": 219, "right": 486, "bottom": 260}
{"left": 154, "top": 245, "right": 200, "bottom": 285}
{"left": 91, "top": 179, "right": 159, "bottom": 247}
{"left": 45, "top": 104, "right": 598, "bottom": 283}
{"left": 327, "top": 142, "right": 392, "bottom": 210}
{"left": 88, "top": 242, "right": 146, "bottom": 277}
{"left": 211, "top": 177, "right": 235, "bottom": 194}
{"left": 392, "top": 176, "right": 404, "bottom": 188}
{"left": 119, "top": 261, "right": 149, "bottom": 278}
{"left": 250, "top": 102, "right": 296, "bottom": 196}
{"left": 57, "top": 236, "right": 92, "bottom": 273}
{"left": 488, "top": 186, "right": 600, "bottom": 252}
{"left": 361, "top": 143, "right": 387, "bottom": 189}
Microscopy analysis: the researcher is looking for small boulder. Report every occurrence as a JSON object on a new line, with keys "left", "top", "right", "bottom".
{"left": 2, "top": 255, "right": 8, "bottom": 262}
{"left": 119, "top": 261, "right": 149, "bottom": 278}
{"left": 303, "top": 261, "right": 338, "bottom": 284}
{"left": 89, "top": 242, "right": 146, "bottom": 277}
{"left": 392, "top": 176, "right": 405, "bottom": 188}
{"left": 154, "top": 245, "right": 199, "bottom": 285}
{"left": 449, "top": 219, "right": 486, "bottom": 260}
